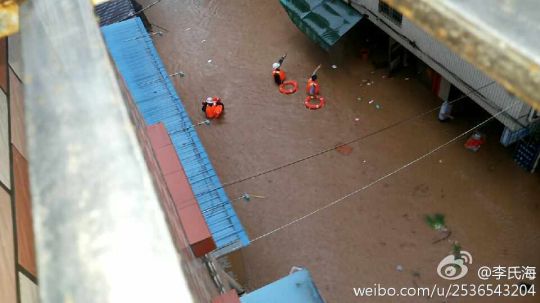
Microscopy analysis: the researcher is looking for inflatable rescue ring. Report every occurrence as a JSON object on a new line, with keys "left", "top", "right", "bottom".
{"left": 305, "top": 95, "right": 325, "bottom": 110}
{"left": 279, "top": 80, "right": 298, "bottom": 95}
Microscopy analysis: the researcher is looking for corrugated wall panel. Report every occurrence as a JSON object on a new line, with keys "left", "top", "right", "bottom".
{"left": 351, "top": 0, "right": 532, "bottom": 130}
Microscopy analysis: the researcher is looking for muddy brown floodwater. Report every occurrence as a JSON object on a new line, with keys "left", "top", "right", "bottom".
{"left": 141, "top": 0, "right": 540, "bottom": 302}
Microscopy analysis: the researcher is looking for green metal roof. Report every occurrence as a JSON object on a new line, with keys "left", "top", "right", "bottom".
{"left": 280, "top": 0, "right": 362, "bottom": 50}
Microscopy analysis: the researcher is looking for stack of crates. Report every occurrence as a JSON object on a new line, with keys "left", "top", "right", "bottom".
{"left": 514, "top": 139, "right": 540, "bottom": 173}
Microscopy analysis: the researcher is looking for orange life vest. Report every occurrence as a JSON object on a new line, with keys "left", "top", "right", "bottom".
{"left": 203, "top": 96, "right": 223, "bottom": 119}
{"left": 272, "top": 69, "right": 286, "bottom": 83}
{"left": 306, "top": 79, "right": 320, "bottom": 95}
{"left": 205, "top": 103, "right": 224, "bottom": 119}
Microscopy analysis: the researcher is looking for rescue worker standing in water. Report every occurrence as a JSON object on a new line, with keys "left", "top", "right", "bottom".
{"left": 272, "top": 54, "right": 287, "bottom": 85}
{"left": 201, "top": 96, "right": 224, "bottom": 119}
{"left": 306, "top": 64, "right": 321, "bottom": 96}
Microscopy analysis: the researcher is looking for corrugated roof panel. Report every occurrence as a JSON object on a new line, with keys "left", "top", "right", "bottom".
{"left": 95, "top": 0, "right": 135, "bottom": 26}
{"left": 280, "top": 0, "right": 362, "bottom": 50}
{"left": 101, "top": 18, "right": 250, "bottom": 255}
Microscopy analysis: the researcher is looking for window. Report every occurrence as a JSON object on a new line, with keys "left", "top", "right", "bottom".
{"left": 379, "top": 1, "right": 403, "bottom": 26}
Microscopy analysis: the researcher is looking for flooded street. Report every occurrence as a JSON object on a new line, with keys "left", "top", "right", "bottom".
{"left": 142, "top": 1, "right": 540, "bottom": 302}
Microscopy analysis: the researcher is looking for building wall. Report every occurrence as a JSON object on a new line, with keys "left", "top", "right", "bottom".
{"left": 350, "top": 0, "right": 536, "bottom": 131}
{"left": 0, "top": 32, "right": 222, "bottom": 303}
{"left": 0, "top": 34, "right": 40, "bottom": 303}
{"left": 117, "top": 69, "right": 219, "bottom": 302}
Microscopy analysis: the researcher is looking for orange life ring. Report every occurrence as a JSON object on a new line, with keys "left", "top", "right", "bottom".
{"left": 279, "top": 80, "right": 298, "bottom": 95}
{"left": 305, "top": 95, "right": 325, "bottom": 110}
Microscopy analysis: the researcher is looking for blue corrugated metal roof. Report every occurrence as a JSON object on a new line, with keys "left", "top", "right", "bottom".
{"left": 101, "top": 17, "right": 249, "bottom": 254}
{"left": 95, "top": 0, "right": 134, "bottom": 26}
{"left": 240, "top": 269, "right": 325, "bottom": 303}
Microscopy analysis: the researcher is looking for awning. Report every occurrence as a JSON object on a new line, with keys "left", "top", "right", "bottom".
{"left": 280, "top": 0, "right": 362, "bottom": 50}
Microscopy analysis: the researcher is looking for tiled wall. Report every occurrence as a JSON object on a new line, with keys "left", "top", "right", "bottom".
{"left": 13, "top": 148, "right": 36, "bottom": 276}
{"left": 0, "top": 38, "right": 7, "bottom": 92}
{"left": 0, "top": 88, "right": 9, "bottom": 187}
{"left": 19, "top": 273, "right": 39, "bottom": 303}
{"left": 9, "top": 69, "right": 25, "bottom": 157}
{"left": 0, "top": 36, "right": 40, "bottom": 303}
{"left": 0, "top": 187, "right": 16, "bottom": 303}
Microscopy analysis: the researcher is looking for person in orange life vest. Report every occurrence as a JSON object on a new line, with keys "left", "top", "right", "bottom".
{"left": 306, "top": 74, "right": 320, "bottom": 96}
{"left": 306, "top": 64, "right": 321, "bottom": 96}
{"left": 272, "top": 54, "right": 287, "bottom": 85}
{"left": 201, "top": 96, "right": 224, "bottom": 119}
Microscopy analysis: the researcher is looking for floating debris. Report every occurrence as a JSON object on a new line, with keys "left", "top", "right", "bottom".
{"left": 363, "top": 160, "right": 367, "bottom": 163}
{"left": 396, "top": 265, "right": 404, "bottom": 272}
{"left": 362, "top": 79, "right": 368, "bottom": 83}
{"left": 368, "top": 99, "right": 374, "bottom": 104}
{"left": 335, "top": 143, "right": 353, "bottom": 155}
{"left": 170, "top": 71, "right": 185, "bottom": 78}
{"left": 236, "top": 193, "right": 265, "bottom": 203}
{"left": 331, "top": 64, "right": 338, "bottom": 69}
{"left": 184, "top": 27, "right": 191, "bottom": 31}
{"left": 375, "top": 104, "right": 382, "bottom": 109}
{"left": 367, "top": 82, "right": 371, "bottom": 86}
{"left": 355, "top": 117, "right": 360, "bottom": 121}
{"left": 425, "top": 214, "right": 446, "bottom": 231}
{"left": 201, "top": 39, "right": 206, "bottom": 43}
{"left": 196, "top": 119, "right": 210, "bottom": 126}
{"left": 290, "top": 266, "right": 304, "bottom": 274}
{"left": 405, "top": 77, "right": 410, "bottom": 81}
{"left": 438, "top": 159, "right": 443, "bottom": 164}
{"left": 464, "top": 131, "right": 485, "bottom": 152}
{"left": 207, "top": 59, "right": 213, "bottom": 63}
{"left": 357, "top": 97, "right": 362, "bottom": 101}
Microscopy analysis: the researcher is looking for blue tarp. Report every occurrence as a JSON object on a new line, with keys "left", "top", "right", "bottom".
{"left": 240, "top": 269, "right": 325, "bottom": 303}
{"left": 101, "top": 18, "right": 249, "bottom": 254}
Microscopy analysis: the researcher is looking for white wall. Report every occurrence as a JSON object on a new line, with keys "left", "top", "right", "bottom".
{"left": 350, "top": 0, "right": 534, "bottom": 131}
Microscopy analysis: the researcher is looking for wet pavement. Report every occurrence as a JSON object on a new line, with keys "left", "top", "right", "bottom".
{"left": 141, "top": 1, "right": 540, "bottom": 302}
